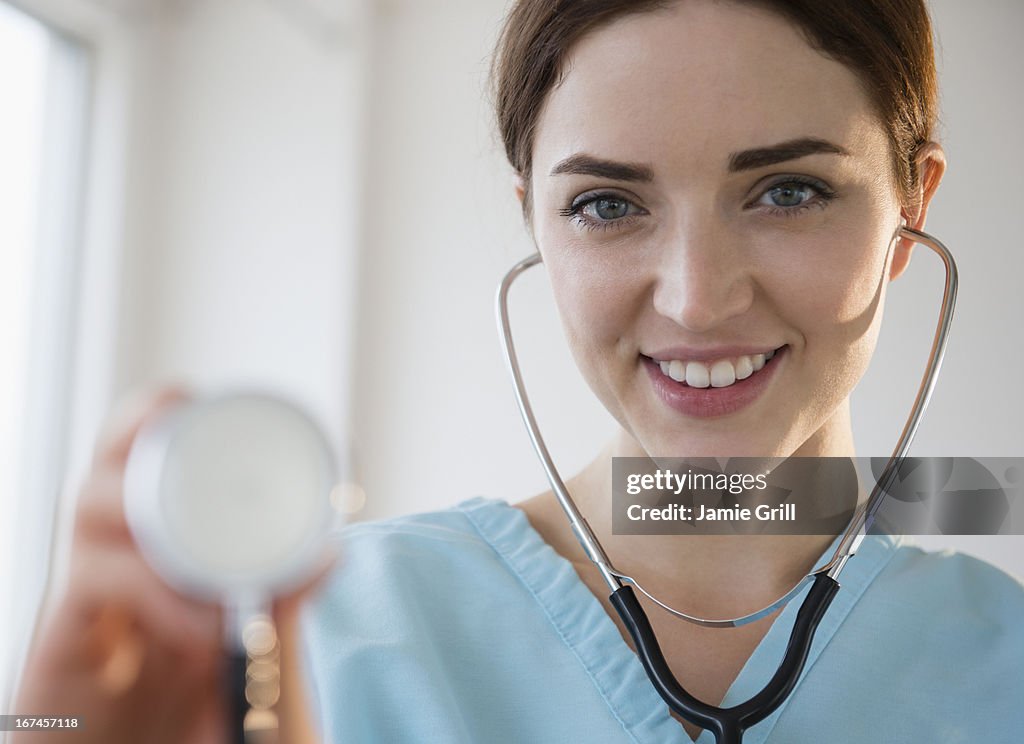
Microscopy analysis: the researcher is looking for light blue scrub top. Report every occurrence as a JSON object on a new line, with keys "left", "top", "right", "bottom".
{"left": 300, "top": 497, "right": 1024, "bottom": 743}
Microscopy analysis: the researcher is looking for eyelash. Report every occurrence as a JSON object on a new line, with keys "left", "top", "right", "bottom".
{"left": 754, "top": 176, "right": 836, "bottom": 218}
{"left": 559, "top": 176, "right": 837, "bottom": 232}
{"left": 558, "top": 193, "right": 644, "bottom": 232}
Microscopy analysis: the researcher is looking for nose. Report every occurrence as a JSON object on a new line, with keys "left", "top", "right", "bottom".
{"left": 651, "top": 219, "right": 755, "bottom": 333}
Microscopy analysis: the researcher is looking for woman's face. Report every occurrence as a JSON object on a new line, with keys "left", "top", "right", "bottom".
{"left": 527, "top": 0, "right": 906, "bottom": 459}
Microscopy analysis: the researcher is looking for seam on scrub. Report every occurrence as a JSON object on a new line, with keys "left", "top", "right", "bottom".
{"left": 460, "top": 501, "right": 647, "bottom": 744}
{"left": 341, "top": 521, "right": 485, "bottom": 545}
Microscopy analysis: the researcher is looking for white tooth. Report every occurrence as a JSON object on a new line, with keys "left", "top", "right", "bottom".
{"left": 659, "top": 360, "right": 671, "bottom": 375}
{"left": 685, "top": 361, "right": 710, "bottom": 388}
{"left": 752, "top": 353, "right": 765, "bottom": 371}
{"left": 765, "top": 348, "right": 776, "bottom": 361}
{"left": 710, "top": 360, "right": 736, "bottom": 388}
{"left": 668, "top": 360, "right": 686, "bottom": 382}
{"left": 735, "top": 355, "right": 754, "bottom": 380}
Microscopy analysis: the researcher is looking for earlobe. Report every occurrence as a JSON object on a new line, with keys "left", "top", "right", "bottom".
{"left": 890, "top": 142, "right": 947, "bottom": 281}
{"left": 889, "top": 217, "right": 912, "bottom": 280}
{"left": 512, "top": 172, "right": 535, "bottom": 232}
{"left": 512, "top": 173, "right": 527, "bottom": 205}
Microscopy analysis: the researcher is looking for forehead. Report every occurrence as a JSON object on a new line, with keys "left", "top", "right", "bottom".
{"left": 532, "top": 1, "right": 885, "bottom": 176}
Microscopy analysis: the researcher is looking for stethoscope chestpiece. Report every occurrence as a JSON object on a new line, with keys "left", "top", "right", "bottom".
{"left": 124, "top": 391, "right": 340, "bottom": 742}
{"left": 124, "top": 391, "right": 339, "bottom": 616}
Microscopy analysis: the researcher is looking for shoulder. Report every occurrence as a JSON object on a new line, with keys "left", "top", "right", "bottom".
{"left": 841, "top": 538, "right": 1024, "bottom": 700}
{"left": 297, "top": 499, "right": 518, "bottom": 727}
{"left": 307, "top": 497, "right": 523, "bottom": 620}
{"left": 299, "top": 495, "right": 567, "bottom": 658}
{"left": 333, "top": 497, "right": 503, "bottom": 570}
{"left": 873, "top": 539, "right": 1024, "bottom": 629}
{"left": 782, "top": 540, "right": 1024, "bottom": 739}
{"left": 296, "top": 498, "right": 613, "bottom": 742}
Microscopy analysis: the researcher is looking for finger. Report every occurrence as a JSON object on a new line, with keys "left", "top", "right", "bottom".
{"left": 74, "top": 467, "right": 133, "bottom": 543}
{"left": 71, "top": 465, "right": 225, "bottom": 661}
{"left": 133, "top": 641, "right": 221, "bottom": 744}
{"left": 91, "top": 606, "right": 147, "bottom": 696}
{"left": 65, "top": 540, "right": 223, "bottom": 657}
{"left": 164, "top": 666, "right": 227, "bottom": 744}
{"left": 92, "top": 384, "right": 193, "bottom": 469}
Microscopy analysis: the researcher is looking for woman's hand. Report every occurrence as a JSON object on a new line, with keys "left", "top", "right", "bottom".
{"left": 11, "top": 386, "right": 332, "bottom": 744}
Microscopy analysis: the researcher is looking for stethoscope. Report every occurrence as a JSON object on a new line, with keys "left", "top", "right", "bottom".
{"left": 495, "top": 225, "right": 958, "bottom": 744}
{"left": 124, "top": 393, "right": 340, "bottom": 744}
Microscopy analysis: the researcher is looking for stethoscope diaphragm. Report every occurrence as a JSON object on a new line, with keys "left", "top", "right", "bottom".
{"left": 124, "top": 391, "right": 339, "bottom": 609}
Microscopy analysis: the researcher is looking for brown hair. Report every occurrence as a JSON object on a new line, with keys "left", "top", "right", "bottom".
{"left": 492, "top": 0, "right": 938, "bottom": 216}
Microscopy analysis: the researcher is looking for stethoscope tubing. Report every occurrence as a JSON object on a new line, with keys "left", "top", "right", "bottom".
{"left": 495, "top": 226, "right": 958, "bottom": 742}
{"left": 611, "top": 574, "right": 839, "bottom": 744}
{"left": 819, "top": 226, "right": 958, "bottom": 579}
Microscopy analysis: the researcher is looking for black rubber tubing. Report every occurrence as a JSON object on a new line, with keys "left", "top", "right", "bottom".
{"left": 609, "top": 572, "right": 840, "bottom": 744}
{"left": 227, "top": 648, "right": 248, "bottom": 744}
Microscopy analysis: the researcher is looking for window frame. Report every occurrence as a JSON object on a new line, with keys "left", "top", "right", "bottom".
{"left": 1, "top": 0, "right": 146, "bottom": 718}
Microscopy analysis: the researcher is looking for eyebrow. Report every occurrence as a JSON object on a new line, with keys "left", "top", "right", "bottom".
{"left": 549, "top": 154, "right": 654, "bottom": 182}
{"left": 548, "top": 137, "right": 850, "bottom": 182}
{"left": 728, "top": 137, "right": 850, "bottom": 172}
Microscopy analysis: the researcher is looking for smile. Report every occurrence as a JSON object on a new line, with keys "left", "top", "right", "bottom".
{"left": 642, "top": 346, "right": 787, "bottom": 418}
{"left": 654, "top": 348, "right": 782, "bottom": 389}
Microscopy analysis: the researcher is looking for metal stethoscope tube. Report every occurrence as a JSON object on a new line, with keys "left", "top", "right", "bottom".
{"left": 495, "top": 226, "right": 958, "bottom": 743}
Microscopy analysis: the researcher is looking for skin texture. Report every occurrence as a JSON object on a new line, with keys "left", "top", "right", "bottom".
{"left": 527, "top": 1, "right": 941, "bottom": 462}
{"left": 515, "top": 1, "right": 945, "bottom": 739}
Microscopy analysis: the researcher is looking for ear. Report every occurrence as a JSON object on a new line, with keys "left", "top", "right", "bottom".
{"left": 512, "top": 173, "right": 526, "bottom": 204}
{"left": 890, "top": 142, "right": 946, "bottom": 280}
{"left": 512, "top": 172, "right": 537, "bottom": 236}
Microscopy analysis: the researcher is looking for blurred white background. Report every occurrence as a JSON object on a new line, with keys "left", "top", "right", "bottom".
{"left": 1, "top": 0, "right": 1021, "bottom": 713}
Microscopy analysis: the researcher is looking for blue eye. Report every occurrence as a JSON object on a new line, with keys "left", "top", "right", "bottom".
{"left": 590, "top": 196, "right": 630, "bottom": 220}
{"left": 560, "top": 192, "right": 646, "bottom": 231}
{"left": 767, "top": 183, "right": 811, "bottom": 207}
{"left": 753, "top": 177, "right": 835, "bottom": 215}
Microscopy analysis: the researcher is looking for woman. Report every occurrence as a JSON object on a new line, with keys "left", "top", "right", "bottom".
{"left": 13, "top": 1, "right": 1023, "bottom": 742}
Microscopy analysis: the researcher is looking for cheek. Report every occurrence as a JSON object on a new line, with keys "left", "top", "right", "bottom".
{"left": 546, "top": 255, "right": 630, "bottom": 354}
{"left": 801, "top": 254, "right": 885, "bottom": 333}
{"left": 543, "top": 250, "right": 648, "bottom": 404}
{"left": 774, "top": 222, "right": 893, "bottom": 380}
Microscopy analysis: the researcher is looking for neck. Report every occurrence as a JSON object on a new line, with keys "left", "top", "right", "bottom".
{"left": 567, "top": 408, "right": 855, "bottom": 620}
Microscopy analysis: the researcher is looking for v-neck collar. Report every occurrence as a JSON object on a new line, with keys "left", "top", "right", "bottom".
{"left": 460, "top": 496, "right": 901, "bottom": 744}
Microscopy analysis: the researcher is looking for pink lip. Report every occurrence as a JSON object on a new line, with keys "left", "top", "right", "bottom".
{"left": 643, "top": 346, "right": 787, "bottom": 419}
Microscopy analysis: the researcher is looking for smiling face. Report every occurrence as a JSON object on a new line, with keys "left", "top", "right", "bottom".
{"left": 527, "top": 0, "right": 909, "bottom": 459}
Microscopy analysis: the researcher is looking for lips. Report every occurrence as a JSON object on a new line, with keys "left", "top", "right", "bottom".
{"left": 643, "top": 346, "right": 787, "bottom": 418}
